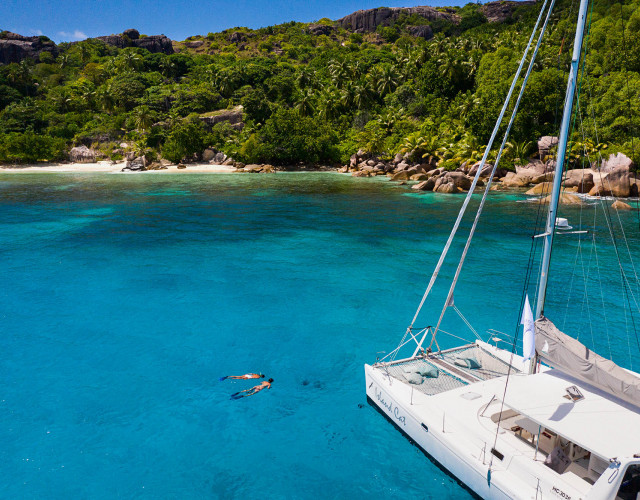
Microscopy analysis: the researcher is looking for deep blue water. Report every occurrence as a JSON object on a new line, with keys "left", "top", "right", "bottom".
{"left": 1, "top": 172, "right": 638, "bottom": 499}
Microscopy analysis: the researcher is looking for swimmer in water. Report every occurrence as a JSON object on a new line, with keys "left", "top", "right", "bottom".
{"left": 219, "top": 373, "right": 264, "bottom": 381}
{"left": 230, "top": 378, "right": 273, "bottom": 399}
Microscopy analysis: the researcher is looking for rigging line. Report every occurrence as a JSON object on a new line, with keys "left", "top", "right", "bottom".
{"left": 561, "top": 230, "right": 583, "bottom": 332}
{"left": 591, "top": 221, "right": 613, "bottom": 359}
{"left": 578, "top": 228, "right": 596, "bottom": 348}
{"left": 619, "top": 0, "right": 638, "bottom": 168}
{"left": 561, "top": 110, "right": 592, "bottom": 332}
{"left": 492, "top": 0, "right": 588, "bottom": 466}
{"left": 452, "top": 305, "right": 482, "bottom": 340}
{"left": 580, "top": 32, "right": 640, "bottom": 306}
{"left": 397, "top": 0, "right": 554, "bottom": 357}
{"left": 592, "top": 173, "right": 640, "bottom": 358}
{"left": 428, "top": 0, "right": 558, "bottom": 348}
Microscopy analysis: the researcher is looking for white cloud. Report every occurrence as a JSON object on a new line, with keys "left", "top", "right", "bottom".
{"left": 29, "top": 29, "right": 44, "bottom": 36}
{"left": 57, "top": 30, "right": 87, "bottom": 41}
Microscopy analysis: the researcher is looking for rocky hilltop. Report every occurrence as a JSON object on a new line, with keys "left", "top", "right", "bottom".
{"left": 337, "top": 1, "right": 534, "bottom": 33}
{"left": 337, "top": 6, "right": 458, "bottom": 33}
{"left": 0, "top": 31, "right": 58, "bottom": 64}
{"left": 92, "top": 29, "right": 173, "bottom": 54}
{"left": 0, "top": 28, "right": 172, "bottom": 65}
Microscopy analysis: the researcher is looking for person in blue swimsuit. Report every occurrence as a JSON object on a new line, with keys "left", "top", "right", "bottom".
{"left": 219, "top": 373, "right": 264, "bottom": 381}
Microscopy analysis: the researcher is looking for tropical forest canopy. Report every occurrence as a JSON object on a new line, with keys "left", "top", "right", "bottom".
{"left": 0, "top": 0, "right": 639, "bottom": 167}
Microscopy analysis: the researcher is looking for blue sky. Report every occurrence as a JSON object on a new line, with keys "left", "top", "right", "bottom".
{"left": 3, "top": 0, "right": 491, "bottom": 43}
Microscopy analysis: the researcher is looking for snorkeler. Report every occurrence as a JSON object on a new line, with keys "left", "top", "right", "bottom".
{"left": 219, "top": 373, "right": 265, "bottom": 381}
{"left": 230, "top": 378, "right": 273, "bottom": 400}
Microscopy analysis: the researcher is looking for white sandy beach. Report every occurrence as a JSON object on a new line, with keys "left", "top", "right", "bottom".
{"left": 0, "top": 161, "right": 237, "bottom": 174}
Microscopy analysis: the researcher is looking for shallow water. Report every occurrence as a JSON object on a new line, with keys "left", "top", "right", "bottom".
{"left": 1, "top": 172, "right": 638, "bottom": 498}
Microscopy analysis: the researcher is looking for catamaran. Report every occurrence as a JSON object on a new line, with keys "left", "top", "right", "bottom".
{"left": 364, "top": 0, "right": 640, "bottom": 498}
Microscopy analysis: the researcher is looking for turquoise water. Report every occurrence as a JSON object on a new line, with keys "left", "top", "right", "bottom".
{"left": 1, "top": 172, "right": 638, "bottom": 498}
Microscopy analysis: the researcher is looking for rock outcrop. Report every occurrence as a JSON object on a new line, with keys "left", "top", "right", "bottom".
{"left": 68, "top": 145, "right": 96, "bottom": 163}
{"left": 406, "top": 25, "right": 434, "bottom": 40}
{"left": 337, "top": 6, "right": 458, "bottom": 32}
{"left": 307, "top": 24, "right": 335, "bottom": 36}
{"left": 562, "top": 169, "right": 594, "bottom": 193}
{"left": 0, "top": 32, "right": 58, "bottom": 64}
{"left": 480, "top": 1, "right": 536, "bottom": 23}
{"left": 599, "top": 152, "right": 634, "bottom": 173}
{"left": 93, "top": 29, "right": 174, "bottom": 54}
{"left": 612, "top": 200, "right": 632, "bottom": 210}
{"left": 538, "top": 136, "right": 558, "bottom": 159}
{"left": 199, "top": 106, "right": 244, "bottom": 130}
{"left": 122, "top": 156, "right": 147, "bottom": 171}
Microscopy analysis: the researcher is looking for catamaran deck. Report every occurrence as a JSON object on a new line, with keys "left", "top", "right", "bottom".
{"left": 377, "top": 342, "right": 521, "bottom": 396}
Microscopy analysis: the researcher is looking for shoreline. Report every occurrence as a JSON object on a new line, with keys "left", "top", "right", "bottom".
{"left": 0, "top": 161, "right": 238, "bottom": 174}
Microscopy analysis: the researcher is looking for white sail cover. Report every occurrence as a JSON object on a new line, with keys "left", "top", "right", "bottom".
{"left": 535, "top": 317, "right": 640, "bottom": 408}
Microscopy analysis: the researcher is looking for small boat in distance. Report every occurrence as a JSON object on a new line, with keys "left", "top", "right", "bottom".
{"left": 364, "top": 0, "right": 640, "bottom": 497}
{"left": 555, "top": 217, "right": 572, "bottom": 230}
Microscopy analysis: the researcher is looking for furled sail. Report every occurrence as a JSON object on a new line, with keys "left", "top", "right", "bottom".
{"left": 535, "top": 316, "right": 640, "bottom": 408}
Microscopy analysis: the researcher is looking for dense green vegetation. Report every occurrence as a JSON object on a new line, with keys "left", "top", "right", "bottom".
{"left": 1, "top": 0, "right": 639, "bottom": 167}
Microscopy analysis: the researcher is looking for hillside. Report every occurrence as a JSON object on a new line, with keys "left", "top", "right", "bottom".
{"left": 0, "top": 0, "right": 638, "bottom": 168}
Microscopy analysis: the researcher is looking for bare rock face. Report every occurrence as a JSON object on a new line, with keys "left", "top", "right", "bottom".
{"left": 444, "top": 171, "right": 472, "bottom": 190}
{"left": 307, "top": 24, "right": 335, "bottom": 36}
{"left": 599, "top": 152, "right": 634, "bottom": 173}
{"left": 537, "top": 136, "right": 558, "bottom": 159}
{"left": 412, "top": 178, "right": 436, "bottom": 191}
{"left": 406, "top": 25, "right": 434, "bottom": 40}
{"left": 588, "top": 167, "right": 630, "bottom": 197}
{"left": 410, "top": 173, "right": 429, "bottom": 181}
{"left": 0, "top": 32, "right": 59, "bottom": 64}
{"left": 540, "top": 193, "right": 582, "bottom": 205}
{"left": 123, "top": 29, "right": 140, "bottom": 40}
{"left": 200, "top": 106, "right": 244, "bottom": 130}
{"left": 202, "top": 148, "right": 215, "bottom": 162}
{"left": 562, "top": 169, "right": 594, "bottom": 193}
{"left": 481, "top": 1, "right": 536, "bottom": 23}
{"left": 391, "top": 171, "right": 410, "bottom": 181}
{"left": 122, "top": 156, "right": 147, "bottom": 171}
{"left": 517, "top": 160, "right": 554, "bottom": 176}
{"left": 228, "top": 32, "right": 247, "bottom": 43}
{"left": 68, "top": 145, "right": 97, "bottom": 163}
{"left": 93, "top": 30, "right": 174, "bottom": 54}
{"left": 337, "top": 6, "right": 458, "bottom": 32}
{"left": 604, "top": 166, "right": 630, "bottom": 198}
{"left": 434, "top": 181, "right": 460, "bottom": 194}
{"left": 501, "top": 172, "right": 531, "bottom": 188}
{"left": 525, "top": 182, "right": 554, "bottom": 196}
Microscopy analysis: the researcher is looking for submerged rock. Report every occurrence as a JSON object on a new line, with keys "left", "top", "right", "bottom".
{"left": 525, "top": 182, "right": 554, "bottom": 196}
{"left": 612, "top": 200, "right": 632, "bottom": 210}
{"left": 540, "top": 193, "right": 582, "bottom": 205}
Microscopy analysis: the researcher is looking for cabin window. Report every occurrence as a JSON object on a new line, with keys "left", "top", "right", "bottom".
{"left": 617, "top": 464, "right": 640, "bottom": 500}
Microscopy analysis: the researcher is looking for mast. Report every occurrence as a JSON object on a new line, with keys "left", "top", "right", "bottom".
{"left": 534, "top": 0, "right": 590, "bottom": 320}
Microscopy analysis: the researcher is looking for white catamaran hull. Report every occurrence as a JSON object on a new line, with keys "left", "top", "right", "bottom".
{"left": 365, "top": 363, "right": 515, "bottom": 500}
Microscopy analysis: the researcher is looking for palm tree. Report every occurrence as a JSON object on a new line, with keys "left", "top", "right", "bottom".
{"left": 132, "top": 105, "right": 154, "bottom": 132}
{"left": 504, "top": 140, "right": 534, "bottom": 166}
{"left": 328, "top": 60, "right": 349, "bottom": 88}
{"left": 457, "top": 91, "right": 481, "bottom": 121}
{"left": 118, "top": 51, "right": 143, "bottom": 71}
{"left": 377, "top": 65, "right": 398, "bottom": 96}
{"left": 295, "top": 89, "right": 315, "bottom": 117}
{"left": 58, "top": 54, "right": 71, "bottom": 69}
{"left": 96, "top": 83, "right": 116, "bottom": 113}
{"left": 159, "top": 58, "right": 176, "bottom": 78}
{"left": 353, "top": 82, "right": 372, "bottom": 110}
